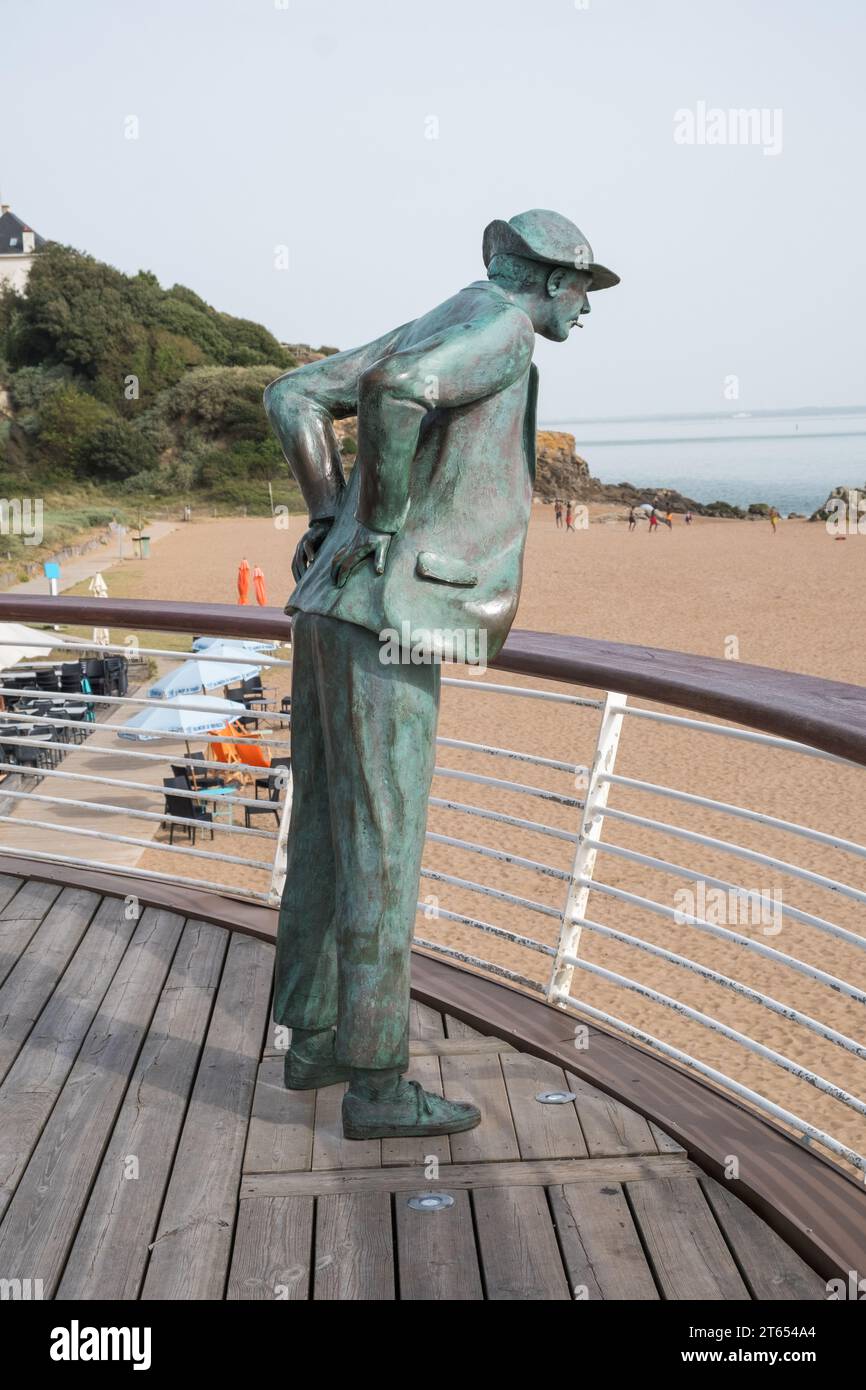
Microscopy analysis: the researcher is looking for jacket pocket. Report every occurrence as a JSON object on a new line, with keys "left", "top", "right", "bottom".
{"left": 415, "top": 550, "right": 478, "bottom": 587}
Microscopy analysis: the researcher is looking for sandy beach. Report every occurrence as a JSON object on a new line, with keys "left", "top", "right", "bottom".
{"left": 43, "top": 505, "right": 866, "bottom": 1162}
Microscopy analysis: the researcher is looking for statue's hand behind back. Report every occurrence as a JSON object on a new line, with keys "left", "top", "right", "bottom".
{"left": 331, "top": 521, "right": 392, "bottom": 589}
{"left": 292, "top": 519, "right": 335, "bottom": 583}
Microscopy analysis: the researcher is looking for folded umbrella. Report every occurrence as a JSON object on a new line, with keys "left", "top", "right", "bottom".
{"left": 237, "top": 558, "right": 250, "bottom": 605}
{"left": 253, "top": 566, "right": 267, "bottom": 606}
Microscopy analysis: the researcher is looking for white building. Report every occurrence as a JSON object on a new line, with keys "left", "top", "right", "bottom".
{"left": 0, "top": 206, "right": 45, "bottom": 293}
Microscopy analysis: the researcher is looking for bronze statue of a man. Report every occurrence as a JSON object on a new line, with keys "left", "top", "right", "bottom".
{"left": 264, "top": 210, "right": 619, "bottom": 1139}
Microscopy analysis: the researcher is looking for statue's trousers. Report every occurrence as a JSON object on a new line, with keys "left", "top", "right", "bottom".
{"left": 273, "top": 611, "right": 441, "bottom": 1072}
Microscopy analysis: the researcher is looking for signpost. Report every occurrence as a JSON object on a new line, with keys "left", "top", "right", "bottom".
{"left": 44, "top": 561, "right": 60, "bottom": 597}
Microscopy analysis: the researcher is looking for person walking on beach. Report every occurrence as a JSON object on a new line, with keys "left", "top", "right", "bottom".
{"left": 769, "top": 507, "right": 779, "bottom": 534}
{"left": 627, "top": 506, "right": 637, "bottom": 532}
{"left": 555, "top": 499, "right": 563, "bottom": 528}
{"left": 648, "top": 508, "right": 659, "bottom": 534}
{"left": 684, "top": 510, "right": 693, "bottom": 525}
{"left": 663, "top": 509, "right": 673, "bottom": 529}
{"left": 566, "top": 501, "right": 575, "bottom": 532}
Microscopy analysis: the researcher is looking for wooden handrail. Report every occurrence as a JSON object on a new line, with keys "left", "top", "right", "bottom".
{"left": 2, "top": 594, "right": 865, "bottom": 766}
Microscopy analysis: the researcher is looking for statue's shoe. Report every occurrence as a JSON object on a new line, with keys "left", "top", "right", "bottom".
{"left": 342, "top": 1078, "right": 481, "bottom": 1140}
{"left": 283, "top": 1032, "right": 352, "bottom": 1091}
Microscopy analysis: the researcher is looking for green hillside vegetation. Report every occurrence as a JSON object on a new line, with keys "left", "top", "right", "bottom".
{"left": 0, "top": 242, "right": 311, "bottom": 514}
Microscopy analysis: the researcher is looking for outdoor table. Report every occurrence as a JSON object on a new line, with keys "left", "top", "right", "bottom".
{"left": 203, "top": 783, "right": 236, "bottom": 825}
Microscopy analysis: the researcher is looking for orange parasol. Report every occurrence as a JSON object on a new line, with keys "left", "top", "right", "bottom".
{"left": 237, "top": 558, "right": 250, "bottom": 605}
{"left": 253, "top": 566, "right": 267, "bottom": 606}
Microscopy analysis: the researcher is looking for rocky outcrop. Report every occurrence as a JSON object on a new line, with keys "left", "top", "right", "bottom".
{"left": 533, "top": 431, "right": 746, "bottom": 517}
{"left": 809, "top": 483, "right": 865, "bottom": 522}
{"left": 534, "top": 431, "right": 591, "bottom": 500}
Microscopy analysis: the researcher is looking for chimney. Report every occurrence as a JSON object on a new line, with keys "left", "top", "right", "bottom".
{"left": 0, "top": 205, "right": 9, "bottom": 216}
{"left": 22, "top": 229, "right": 35, "bottom": 253}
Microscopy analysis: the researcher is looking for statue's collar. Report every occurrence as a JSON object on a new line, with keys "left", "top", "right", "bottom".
{"left": 467, "top": 278, "right": 510, "bottom": 301}
{"left": 467, "top": 279, "right": 535, "bottom": 324}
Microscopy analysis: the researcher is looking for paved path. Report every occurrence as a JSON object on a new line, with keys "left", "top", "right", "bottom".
{"left": 4, "top": 520, "right": 178, "bottom": 597}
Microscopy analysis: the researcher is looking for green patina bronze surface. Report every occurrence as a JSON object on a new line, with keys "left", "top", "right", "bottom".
{"left": 264, "top": 209, "right": 619, "bottom": 1138}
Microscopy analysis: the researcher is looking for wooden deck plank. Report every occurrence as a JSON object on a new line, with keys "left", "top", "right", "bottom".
{"left": 314, "top": 1193, "right": 395, "bottom": 1300}
{"left": 242, "top": 1153, "right": 697, "bottom": 1199}
{"left": 473, "top": 1186, "right": 571, "bottom": 1300}
{"left": 311, "top": 1083, "right": 381, "bottom": 1171}
{"left": 0, "top": 876, "right": 44, "bottom": 987}
{"left": 227, "top": 1196, "right": 314, "bottom": 1301}
{"left": 141, "top": 933, "right": 273, "bottom": 1301}
{"left": 501, "top": 1052, "right": 588, "bottom": 1160}
{"left": 549, "top": 1182, "right": 660, "bottom": 1300}
{"left": 627, "top": 1176, "right": 751, "bottom": 1300}
{"left": 261, "top": 1024, "right": 287, "bottom": 1059}
{"left": 566, "top": 1069, "right": 658, "bottom": 1157}
{"left": 243, "top": 1055, "right": 316, "bottom": 1174}
{"left": 0, "top": 906, "right": 184, "bottom": 1295}
{"left": 0, "top": 886, "right": 99, "bottom": 1083}
{"left": 381, "top": 1053, "right": 451, "bottom": 1169}
{"left": 440, "top": 1052, "right": 520, "bottom": 1164}
{"left": 0, "top": 896, "right": 138, "bottom": 1220}
{"left": 701, "top": 1177, "right": 826, "bottom": 1301}
{"left": 56, "top": 920, "right": 228, "bottom": 1300}
{"left": 444, "top": 1014, "right": 490, "bottom": 1041}
{"left": 395, "top": 1188, "right": 483, "bottom": 1300}
{"left": 650, "top": 1121, "right": 687, "bottom": 1156}
{"left": 410, "top": 1036, "right": 513, "bottom": 1056}
{"left": 409, "top": 1000, "right": 445, "bottom": 1039}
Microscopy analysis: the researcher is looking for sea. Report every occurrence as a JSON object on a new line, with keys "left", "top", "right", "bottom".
{"left": 548, "top": 409, "right": 866, "bottom": 516}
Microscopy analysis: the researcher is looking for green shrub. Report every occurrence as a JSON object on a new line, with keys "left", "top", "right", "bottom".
{"left": 74, "top": 418, "right": 158, "bottom": 481}
{"left": 38, "top": 384, "right": 115, "bottom": 468}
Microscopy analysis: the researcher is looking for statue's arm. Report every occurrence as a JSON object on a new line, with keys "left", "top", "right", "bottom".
{"left": 354, "top": 309, "right": 535, "bottom": 534}
{"left": 263, "top": 327, "right": 407, "bottom": 522}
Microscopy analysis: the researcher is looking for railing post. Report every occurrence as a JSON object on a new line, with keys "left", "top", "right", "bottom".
{"left": 547, "top": 690, "right": 628, "bottom": 1004}
{"left": 266, "top": 765, "right": 293, "bottom": 907}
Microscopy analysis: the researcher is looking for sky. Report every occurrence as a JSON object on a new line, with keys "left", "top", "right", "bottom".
{"left": 3, "top": 0, "right": 864, "bottom": 421}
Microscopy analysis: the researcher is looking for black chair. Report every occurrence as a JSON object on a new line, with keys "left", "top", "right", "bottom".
{"left": 60, "top": 661, "right": 86, "bottom": 694}
{"left": 162, "top": 776, "right": 213, "bottom": 844}
{"left": 0, "top": 742, "right": 17, "bottom": 768}
{"left": 255, "top": 755, "right": 291, "bottom": 799}
{"left": 59, "top": 702, "right": 91, "bottom": 743}
{"left": 280, "top": 694, "right": 292, "bottom": 714}
{"left": 241, "top": 674, "right": 269, "bottom": 708}
{"left": 81, "top": 658, "right": 108, "bottom": 696}
{"left": 35, "top": 667, "right": 61, "bottom": 692}
{"left": 244, "top": 774, "right": 282, "bottom": 828}
{"left": 4, "top": 732, "right": 48, "bottom": 771}
{"left": 172, "top": 754, "right": 226, "bottom": 791}
{"left": 104, "top": 656, "right": 129, "bottom": 697}
{"left": 224, "top": 685, "right": 259, "bottom": 730}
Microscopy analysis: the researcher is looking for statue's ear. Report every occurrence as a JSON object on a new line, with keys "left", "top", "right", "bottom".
{"left": 546, "top": 266, "right": 567, "bottom": 297}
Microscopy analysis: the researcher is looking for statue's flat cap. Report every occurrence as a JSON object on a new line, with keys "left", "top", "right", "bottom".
{"left": 482, "top": 209, "right": 620, "bottom": 290}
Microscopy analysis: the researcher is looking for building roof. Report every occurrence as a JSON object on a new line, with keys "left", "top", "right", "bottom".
{"left": 0, "top": 209, "right": 46, "bottom": 256}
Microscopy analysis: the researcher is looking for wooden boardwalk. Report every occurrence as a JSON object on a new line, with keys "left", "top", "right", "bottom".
{"left": 0, "top": 878, "right": 826, "bottom": 1300}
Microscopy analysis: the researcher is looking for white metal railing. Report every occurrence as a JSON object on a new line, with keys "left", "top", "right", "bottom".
{"left": 415, "top": 683, "right": 866, "bottom": 1176}
{"left": 0, "top": 617, "right": 863, "bottom": 1177}
{"left": 0, "top": 630, "right": 294, "bottom": 905}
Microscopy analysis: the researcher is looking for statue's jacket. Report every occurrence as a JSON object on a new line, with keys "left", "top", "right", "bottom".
{"left": 266, "top": 279, "right": 539, "bottom": 663}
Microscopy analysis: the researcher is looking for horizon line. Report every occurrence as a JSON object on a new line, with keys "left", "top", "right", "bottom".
{"left": 542, "top": 405, "right": 866, "bottom": 428}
